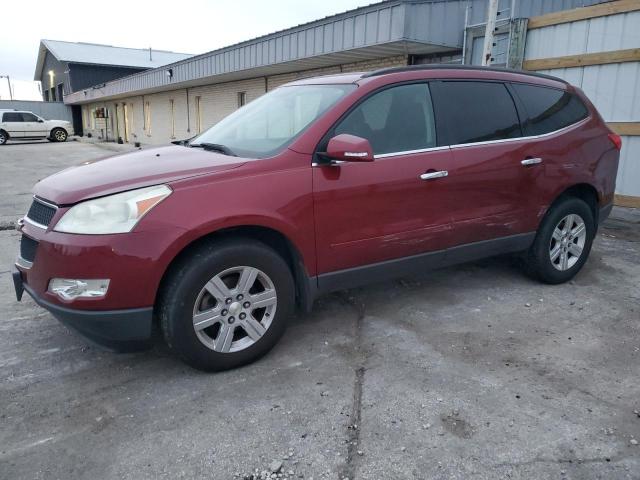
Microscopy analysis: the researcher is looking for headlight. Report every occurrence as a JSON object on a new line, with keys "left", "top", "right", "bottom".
{"left": 54, "top": 185, "right": 172, "bottom": 234}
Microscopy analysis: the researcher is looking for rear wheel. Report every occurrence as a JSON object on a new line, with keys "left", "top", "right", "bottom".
{"left": 0, "top": 130, "right": 7, "bottom": 145}
{"left": 159, "top": 238, "right": 295, "bottom": 371}
{"left": 50, "top": 128, "right": 68, "bottom": 142}
{"left": 524, "top": 197, "right": 595, "bottom": 284}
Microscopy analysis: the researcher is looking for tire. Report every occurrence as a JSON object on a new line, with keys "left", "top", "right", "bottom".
{"left": 524, "top": 197, "right": 595, "bottom": 284}
{"left": 0, "top": 130, "right": 7, "bottom": 145}
{"left": 158, "top": 238, "right": 295, "bottom": 371}
{"left": 50, "top": 128, "right": 68, "bottom": 142}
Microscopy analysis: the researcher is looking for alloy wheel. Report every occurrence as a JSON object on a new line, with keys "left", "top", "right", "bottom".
{"left": 192, "top": 266, "right": 277, "bottom": 353}
{"left": 549, "top": 213, "right": 586, "bottom": 271}
{"left": 55, "top": 130, "right": 67, "bottom": 141}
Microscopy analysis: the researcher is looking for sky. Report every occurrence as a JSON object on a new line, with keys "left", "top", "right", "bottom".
{"left": 0, "top": 0, "right": 374, "bottom": 100}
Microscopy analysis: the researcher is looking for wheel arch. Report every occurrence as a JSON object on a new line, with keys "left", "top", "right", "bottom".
{"left": 553, "top": 183, "right": 600, "bottom": 224}
{"left": 155, "top": 225, "right": 315, "bottom": 317}
{"left": 0, "top": 128, "right": 8, "bottom": 139}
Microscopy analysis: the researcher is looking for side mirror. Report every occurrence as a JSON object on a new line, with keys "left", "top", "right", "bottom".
{"left": 325, "top": 134, "right": 374, "bottom": 163}
{"left": 37, "top": 119, "right": 44, "bottom": 123}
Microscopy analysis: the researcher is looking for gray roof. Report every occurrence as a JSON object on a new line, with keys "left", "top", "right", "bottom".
{"left": 65, "top": 0, "right": 463, "bottom": 104}
{"left": 34, "top": 39, "right": 193, "bottom": 80}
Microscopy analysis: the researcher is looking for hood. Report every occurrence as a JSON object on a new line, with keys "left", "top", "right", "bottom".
{"left": 34, "top": 145, "right": 246, "bottom": 205}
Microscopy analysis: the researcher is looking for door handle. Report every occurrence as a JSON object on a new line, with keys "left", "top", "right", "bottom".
{"left": 419, "top": 170, "right": 448, "bottom": 181}
{"left": 521, "top": 157, "right": 542, "bottom": 166}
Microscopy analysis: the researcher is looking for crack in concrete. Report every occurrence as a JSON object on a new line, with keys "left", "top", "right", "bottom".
{"left": 337, "top": 292, "right": 367, "bottom": 480}
{"left": 491, "top": 453, "right": 629, "bottom": 470}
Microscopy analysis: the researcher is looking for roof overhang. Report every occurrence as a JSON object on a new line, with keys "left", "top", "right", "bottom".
{"left": 65, "top": 41, "right": 457, "bottom": 104}
{"left": 64, "top": 0, "right": 467, "bottom": 105}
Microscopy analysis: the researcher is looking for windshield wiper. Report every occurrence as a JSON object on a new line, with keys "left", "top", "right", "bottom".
{"left": 190, "top": 142, "right": 237, "bottom": 156}
{"left": 171, "top": 136, "right": 196, "bottom": 146}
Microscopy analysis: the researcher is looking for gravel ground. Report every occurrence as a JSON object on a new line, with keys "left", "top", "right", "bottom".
{"left": 0, "top": 141, "right": 638, "bottom": 479}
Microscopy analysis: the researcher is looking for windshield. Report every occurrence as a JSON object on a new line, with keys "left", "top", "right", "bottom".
{"left": 190, "top": 84, "right": 356, "bottom": 158}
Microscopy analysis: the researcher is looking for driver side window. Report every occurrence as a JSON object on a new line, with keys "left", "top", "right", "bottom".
{"left": 334, "top": 83, "right": 436, "bottom": 155}
{"left": 21, "top": 113, "right": 39, "bottom": 122}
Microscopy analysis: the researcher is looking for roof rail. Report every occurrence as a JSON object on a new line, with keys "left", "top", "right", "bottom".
{"left": 360, "top": 64, "right": 569, "bottom": 84}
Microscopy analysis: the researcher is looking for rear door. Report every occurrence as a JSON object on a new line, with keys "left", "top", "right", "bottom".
{"left": 313, "top": 82, "right": 454, "bottom": 276}
{"left": 430, "top": 80, "right": 540, "bottom": 246}
{"left": 2, "top": 112, "right": 25, "bottom": 137}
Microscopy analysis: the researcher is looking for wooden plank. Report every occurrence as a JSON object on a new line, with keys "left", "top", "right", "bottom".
{"left": 523, "top": 48, "right": 640, "bottom": 70}
{"left": 608, "top": 122, "right": 640, "bottom": 136}
{"left": 528, "top": 0, "right": 640, "bottom": 29}
{"left": 614, "top": 194, "right": 640, "bottom": 208}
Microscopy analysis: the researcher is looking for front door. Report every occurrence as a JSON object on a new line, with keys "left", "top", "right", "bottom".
{"left": 313, "top": 83, "right": 454, "bottom": 277}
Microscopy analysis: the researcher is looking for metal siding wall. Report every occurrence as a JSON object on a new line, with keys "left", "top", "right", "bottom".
{"left": 616, "top": 136, "right": 640, "bottom": 198}
{"left": 526, "top": 10, "right": 640, "bottom": 197}
{"left": 0, "top": 100, "right": 73, "bottom": 122}
{"left": 525, "top": 10, "right": 640, "bottom": 58}
{"left": 468, "top": 0, "right": 604, "bottom": 25}
{"left": 68, "top": 64, "right": 147, "bottom": 93}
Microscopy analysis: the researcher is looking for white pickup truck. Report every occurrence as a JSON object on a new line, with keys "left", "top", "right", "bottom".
{"left": 0, "top": 110, "right": 73, "bottom": 145}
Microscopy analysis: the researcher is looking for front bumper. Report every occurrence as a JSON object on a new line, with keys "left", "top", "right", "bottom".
{"left": 13, "top": 267, "right": 153, "bottom": 351}
{"left": 13, "top": 217, "right": 183, "bottom": 351}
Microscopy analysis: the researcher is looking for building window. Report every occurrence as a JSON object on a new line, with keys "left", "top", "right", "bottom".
{"left": 169, "top": 99, "right": 175, "bottom": 138}
{"left": 195, "top": 96, "right": 202, "bottom": 133}
{"left": 144, "top": 101, "right": 151, "bottom": 135}
{"left": 57, "top": 84, "right": 64, "bottom": 102}
{"left": 44, "top": 90, "right": 49, "bottom": 102}
{"left": 50, "top": 87, "right": 56, "bottom": 102}
{"left": 238, "top": 91, "right": 246, "bottom": 108}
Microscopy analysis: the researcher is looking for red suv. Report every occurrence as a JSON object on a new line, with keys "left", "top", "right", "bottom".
{"left": 13, "top": 66, "right": 620, "bottom": 371}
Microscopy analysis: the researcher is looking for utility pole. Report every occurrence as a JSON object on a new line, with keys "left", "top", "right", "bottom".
{"left": 0, "top": 75, "right": 13, "bottom": 100}
{"left": 481, "top": 0, "right": 499, "bottom": 66}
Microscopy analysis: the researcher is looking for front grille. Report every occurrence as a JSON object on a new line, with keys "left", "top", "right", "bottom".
{"left": 20, "top": 235, "right": 38, "bottom": 263}
{"left": 26, "top": 198, "right": 57, "bottom": 227}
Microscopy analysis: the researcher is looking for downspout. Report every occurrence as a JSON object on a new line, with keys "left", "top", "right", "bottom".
{"left": 186, "top": 88, "right": 191, "bottom": 133}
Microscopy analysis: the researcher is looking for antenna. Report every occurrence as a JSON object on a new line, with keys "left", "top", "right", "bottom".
{"left": 149, "top": 47, "right": 152, "bottom": 61}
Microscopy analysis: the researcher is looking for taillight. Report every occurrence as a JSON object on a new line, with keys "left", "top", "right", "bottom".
{"left": 608, "top": 132, "right": 622, "bottom": 151}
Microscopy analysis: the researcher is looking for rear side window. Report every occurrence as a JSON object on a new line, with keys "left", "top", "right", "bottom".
{"left": 3, "top": 112, "right": 24, "bottom": 122}
{"left": 334, "top": 83, "right": 437, "bottom": 155}
{"left": 431, "top": 81, "right": 521, "bottom": 145}
{"left": 512, "top": 84, "right": 589, "bottom": 136}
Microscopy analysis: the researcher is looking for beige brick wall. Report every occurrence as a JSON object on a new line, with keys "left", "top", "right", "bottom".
{"left": 188, "top": 77, "right": 266, "bottom": 135}
{"left": 79, "top": 55, "right": 408, "bottom": 145}
{"left": 266, "top": 65, "right": 342, "bottom": 91}
{"left": 341, "top": 55, "right": 408, "bottom": 73}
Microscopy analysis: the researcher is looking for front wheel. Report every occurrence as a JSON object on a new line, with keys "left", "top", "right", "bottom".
{"left": 0, "top": 130, "right": 7, "bottom": 145}
{"left": 50, "top": 128, "right": 68, "bottom": 142}
{"left": 158, "top": 238, "right": 295, "bottom": 371}
{"left": 524, "top": 197, "right": 595, "bottom": 284}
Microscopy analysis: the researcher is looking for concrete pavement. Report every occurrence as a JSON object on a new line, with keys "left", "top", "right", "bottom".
{"left": 0, "top": 142, "right": 638, "bottom": 479}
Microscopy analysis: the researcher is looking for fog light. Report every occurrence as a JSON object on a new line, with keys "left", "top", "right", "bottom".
{"left": 48, "top": 278, "right": 110, "bottom": 300}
